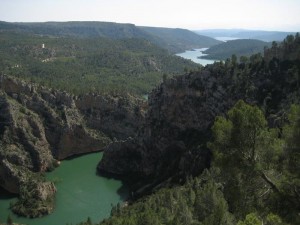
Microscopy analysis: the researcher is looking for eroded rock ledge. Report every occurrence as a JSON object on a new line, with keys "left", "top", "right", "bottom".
{"left": 98, "top": 70, "right": 230, "bottom": 192}
{"left": 0, "top": 75, "right": 145, "bottom": 216}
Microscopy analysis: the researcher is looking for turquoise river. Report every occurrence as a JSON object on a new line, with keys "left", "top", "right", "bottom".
{"left": 0, "top": 152, "right": 128, "bottom": 225}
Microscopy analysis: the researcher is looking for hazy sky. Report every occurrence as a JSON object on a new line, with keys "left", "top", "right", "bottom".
{"left": 1, "top": 0, "right": 300, "bottom": 31}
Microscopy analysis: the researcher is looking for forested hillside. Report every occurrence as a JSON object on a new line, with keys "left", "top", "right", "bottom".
{"left": 0, "top": 21, "right": 149, "bottom": 39}
{"left": 94, "top": 33, "right": 300, "bottom": 225}
{"left": 1, "top": 20, "right": 299, "bottom": 225}
{"left": 0, "top": 21, "right": 220, "bottom": 53}
{"left": 0, "top": 31, "right": 198, "bottom": 95}
{"left": 140, "top": 26, "right": 221, "bottom": 53}
{"left": 201, "top": 39, "right": 271, "bottom": 60}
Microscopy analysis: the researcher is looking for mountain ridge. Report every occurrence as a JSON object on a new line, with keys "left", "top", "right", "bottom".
{"left": 139, "top": 26, "right": 221, "bottom": 53}
{"left": 0, "top": 21, "right": 221, "bottom": 53}
{"left": 194, "top": 28, "right": 296, "bottom": 42}
{"left": 201, "top": 39, "right": 271, "bottom": 60}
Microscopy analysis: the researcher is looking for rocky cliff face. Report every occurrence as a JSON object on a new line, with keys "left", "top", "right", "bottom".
{"left": 98, "top": 70, "right": 236, "bottom": 191}
{"left": 76, "top": 93, "right": 146, "bottom": 141}
{"left": 0, "top": 91, "right": 54, "bottom": 193}
{"left": 11, "top": 180, "right": 57, "bottom": 218}
{"left": 0, "top": 75, "right": 144, "bottom": 215}
{"left": 98, "top": 54, "right": 300, "bottom": 194}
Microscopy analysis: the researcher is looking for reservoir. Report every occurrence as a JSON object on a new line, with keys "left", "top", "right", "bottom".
{"left": 214, "top": 37, "right": 240, "bottom": 42}
{"left": 0, "top": 152, "right": 127, "bottom": 225}
{"left": 176, "top": 48, "right": 217, "bottom": 65}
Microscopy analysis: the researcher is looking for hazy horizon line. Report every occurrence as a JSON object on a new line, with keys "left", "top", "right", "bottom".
{"left": 1, "top": 20, "right": 299, "bottom": 33}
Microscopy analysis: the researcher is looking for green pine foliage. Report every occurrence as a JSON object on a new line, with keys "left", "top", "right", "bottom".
{"left": 0, "top": 21, "right": 221, "bottom": 53}
{"left": 98, "top": 170, "right": 233, "bottom": 225}
{"left": 279, "top": 104, "right": 300, "bottom": 221}
{"left": 208, "top": 100, "right": 284, "bottom": 218}
{"left": 2, "top": 28, "right": 300, "bottom": 225}
{"left": 201, "top": 39, "right": 271, "bottom": 60}
{"left": 92, "top": 102, "right": 300, "bottom": 225}
{"left": 74, "top": 33, "right": 300, "bottom": 225}
{"left": 11, "top": 179, "right": 55, "bottom": 218}
{"left": 209, "top": 101, "right": 299, "bottom": 224}
{"left": 0, "top": 32, "right": 197, "bottom": 96}
{"left": 237, "top": 212, "right": 288, "bottom": 225}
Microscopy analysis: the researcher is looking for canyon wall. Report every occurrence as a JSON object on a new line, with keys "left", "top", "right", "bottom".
{"left": 0, "top": 75, "right": 144, "bottom": 196}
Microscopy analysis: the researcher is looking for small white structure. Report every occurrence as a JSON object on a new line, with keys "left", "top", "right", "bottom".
{"left": 42, "top": 43, "right": 45, "bottom": 49}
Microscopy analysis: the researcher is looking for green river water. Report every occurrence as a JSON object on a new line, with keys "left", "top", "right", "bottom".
{"left": 0, "top": 152, "right": 128, "bottom": 225}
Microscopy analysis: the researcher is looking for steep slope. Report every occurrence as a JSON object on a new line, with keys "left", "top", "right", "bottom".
{"left": 0, "top": 75, "right": 145, "bottom": 216}
{"left": 98, "top": 34, "right": 300, "bottom": 196}
{"left": 140, "top": 26, "right": 221, "bottom": 53}
{"left": 201, "top": 39, "right": 271, "bottom": 60}
{"left": 98, "top": 67, "right": 232, "bottom": 190}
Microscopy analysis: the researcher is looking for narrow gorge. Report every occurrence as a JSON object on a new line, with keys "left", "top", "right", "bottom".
{"left": 0, "top": 74, "right": 145, "bottom": 217}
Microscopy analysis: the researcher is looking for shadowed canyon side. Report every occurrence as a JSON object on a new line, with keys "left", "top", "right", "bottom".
{"left": 98, "top": 35, "right": 300, "bottom": 196}
{"left": 98, "top": 69, "right": 235, "bottom": 191}
{"left": 0, "top": 17, "right": 299, "bottom": 223}
{"left": 0, "top": 75, "right": 145, "bottom": 216}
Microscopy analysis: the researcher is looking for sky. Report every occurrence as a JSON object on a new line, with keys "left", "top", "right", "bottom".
{"left": 1, "top": 0, "right": 300, "bottom": 31}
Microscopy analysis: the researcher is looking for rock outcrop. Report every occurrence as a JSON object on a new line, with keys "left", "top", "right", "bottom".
{"left": 0, "top": 75, "right": 145, "bottom": 216}
{"left": 98, "top": 70, "right": 233, "bottom": 188}
{"left": 76, "top": 93, "right": 146, "bottom": 141}
{"left": 98, "top": 54, "right": 300, "bottom": 194}
{"left": 0, "top": 92, "right": 54, "bottom": 193}
{"left": 11, "top": 180, "right": 57, "bottom": 218}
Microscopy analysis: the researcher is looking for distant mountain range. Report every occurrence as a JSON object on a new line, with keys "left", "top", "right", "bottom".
{"left": 201, "top": 39, "right": 271, "bottom": 60}
{"left": 0, "top": 21, "right": 220, "bottom": 53}
{"left": 140, "top": 26, "right": 221, "bottom": 53}
{"left": 194, "top": 29, "right": 296, "bottom": 42}
{"left": 1, "top": 21, "right": 295, "bottom": 62}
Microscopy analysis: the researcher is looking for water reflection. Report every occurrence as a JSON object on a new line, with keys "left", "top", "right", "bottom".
{"left": 176, "top": 48, "right": 218, "bottom": 66}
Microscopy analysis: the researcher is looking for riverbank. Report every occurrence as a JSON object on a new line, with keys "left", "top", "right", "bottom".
{"left": 0, "top": 152, "right": 128, "bottom": 225}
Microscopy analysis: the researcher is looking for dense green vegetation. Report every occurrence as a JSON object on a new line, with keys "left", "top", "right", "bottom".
{"left": 76, "top": 34, "right": 300, "bottom": 225}
{"left": 140, "top": 26, "right": 221, "bottom": 53}
{"left": 209, "top": 101, "right": 299, "bottom": 223}
{"left": 10, "top": 180, "right": 55, "bottom": 218}
{"left": 0, "top": 21, "right": 220, "bottom": 53}
{"left": 1, "top": 20, "right": 299, "bottom": 224}
{"left": 78, "top": 101, "right": 298, "bottom": 225}
{"left": 0, "top": 31, "right": 198, "bottom": 95}
{"left": 0, "top": 21, "right": 155, "bottom": 39}
{"left": 201, "top": 39, "right": 271, "bottom": 60}
{"left": 99, "top": 170, "right": 234, "bottom": 225}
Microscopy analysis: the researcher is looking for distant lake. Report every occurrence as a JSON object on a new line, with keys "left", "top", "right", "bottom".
{"left": 0, "top": 152, "right": 128, "bottom": 225}
{"left": 176, "top": 48, "right": 217, "bottom": 66}
{"left": 214, "top": 37, "right": 240, "bottom": 42}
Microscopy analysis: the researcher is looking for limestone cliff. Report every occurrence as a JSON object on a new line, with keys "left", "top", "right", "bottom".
{"left": 0, "top": 75, "right": 144, "bottom": 216}
{"left": 76, "top": 93, "right": 146, "bottom": 141}
{"left": 98, "top": 56, "right": 300, "bottom": 195}
{"left": 98, "top": 70, "right": 230, "bottom": 187}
